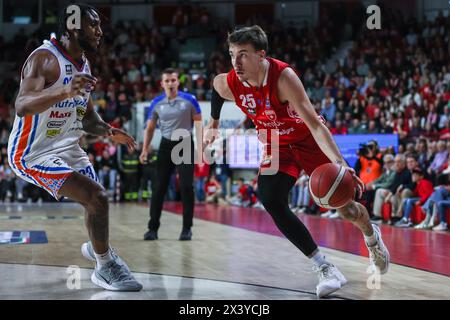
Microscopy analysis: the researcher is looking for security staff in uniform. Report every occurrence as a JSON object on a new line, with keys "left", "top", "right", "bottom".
{"left": 355, "top": 140, "right": 383, "bottom": 186}
{"left": 140, "top": 68, "right": 202, "bottom": 241}
{"left": 355, "top": 140, "right": 383, "bottom": 212}
{"left": 120, "top": 146, "right": 140, "bottom": 201}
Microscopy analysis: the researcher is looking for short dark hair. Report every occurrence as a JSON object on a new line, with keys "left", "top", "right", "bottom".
{"left": 57, "top": 3, "right": 99, "bottom": 38}
{"left": 227, "top": 25, "right": 268, "bottom": 52}
{"left": 162, "top": 68, "right": 178, "bottom": 76}
{"left": 406, "top": 153, "right": 418, "bottom": 161}
{"left": 418, "top": 138, "right": 428, "bottom": 146}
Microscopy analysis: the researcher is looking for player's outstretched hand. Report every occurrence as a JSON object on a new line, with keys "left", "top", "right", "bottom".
{"left": 109, "top": 128, "right": 137, "bottom": 152}
{"left": 203, "top": 120, "right": 220, "bottom": 150}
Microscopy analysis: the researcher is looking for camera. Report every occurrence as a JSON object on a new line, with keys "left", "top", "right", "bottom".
{"left": 358, "top": 141, "right": 377, "bottom": 157}
{"left": 359, "top": 143, "right": 370, "bottom": 156}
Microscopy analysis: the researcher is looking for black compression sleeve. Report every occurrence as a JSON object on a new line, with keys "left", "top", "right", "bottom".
{"left": 211, "top": 87, "right": 225, "bottom": 120}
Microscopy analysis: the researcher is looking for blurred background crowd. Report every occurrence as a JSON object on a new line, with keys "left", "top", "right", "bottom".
{"left": 0, "top": 1, "right": 448, "bottom": 231}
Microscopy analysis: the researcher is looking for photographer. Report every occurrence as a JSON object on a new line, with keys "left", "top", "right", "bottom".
{"left": 355, "top": 140, "right": 384, "bottom": 186}
{"left": 355, "top": 140, "right": 383, "bottom": 212}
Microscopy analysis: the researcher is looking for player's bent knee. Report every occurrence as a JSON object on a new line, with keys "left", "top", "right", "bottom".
{"left": 88, "top": 189, "right": 109, "bottom": 212}
{"left": 258, "top": 182, "right": 276, "bottom": 202}
{"left": 259, "top": 194, "right": 285, "bottom": 214}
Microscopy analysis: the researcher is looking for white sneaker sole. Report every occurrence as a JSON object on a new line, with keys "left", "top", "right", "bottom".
{"left": 316, "top": 278, "right": 341, "bottom": 298}
{"left": 336, "top": 271, "right": 347, "bottom": 286}
{"left": 316, "top": 268, "right": 347, "bottom": 298}
{"left": 91, "top": 271, "right": 122, "bottom": 291}
{"left": 91, "top": 272, "right": 143, "bottom": 292}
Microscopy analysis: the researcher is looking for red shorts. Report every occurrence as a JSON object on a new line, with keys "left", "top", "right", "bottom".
{"left": 260, "top": 133, "right": 331, "bottom": 178}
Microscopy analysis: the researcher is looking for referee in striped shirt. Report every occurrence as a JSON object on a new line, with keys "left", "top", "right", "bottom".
{"left": 140, "top": 68, "right": 202, "bottom": 241}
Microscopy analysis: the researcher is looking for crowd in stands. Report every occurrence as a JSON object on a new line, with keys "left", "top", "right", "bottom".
{"left": 290, "top": 9, "right": 449, "bottom": 232}
{"left": 294, "top": 138, "right": 450, "bottom": 232}
{"left": 0, "top": 5, "right": 448, "bottom": 231}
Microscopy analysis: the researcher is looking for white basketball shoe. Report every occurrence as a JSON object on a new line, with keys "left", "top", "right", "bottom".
{"left": 81, "top": 241, "right": 130, "bottom": 272}
{"left": 366, "top": 224, "right": 390, "bottom": 274}
{"left": 313, "top": 263, "right": 347, "bottom": 298}
{"left": 81, "top": 241, "right": 142, "bottom": 291}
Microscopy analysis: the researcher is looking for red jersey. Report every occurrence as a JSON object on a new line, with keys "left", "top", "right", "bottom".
{"left": 205, "top": 181, "right": 220, "bottom": 196}
{"left": 227, "top": 57, "right": 324, "bottom": 146}
{"left": 238, "top": 184, "right": 250, "bottom": 201}
{"left": 414, "top": 178, "right": 434, "bottom": 205}
{"left": 194, "top": 163, "right": 210, "bottom": 178}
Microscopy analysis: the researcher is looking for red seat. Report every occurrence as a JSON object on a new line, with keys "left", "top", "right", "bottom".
{"left": 381, "top": 202, "right": 391, "bottom": 221}
{"left": 447, "top": 209, "right": 450, "bottom": 225}
{"left": 412, "top": 205, "right": 426, "bottom": 224}
{"left": 308, "top": 198, "right": 328, "bottom": 213}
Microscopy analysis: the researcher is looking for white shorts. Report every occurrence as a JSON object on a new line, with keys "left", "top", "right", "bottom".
{"left": 9, "top": 148, "right": 100, "bottom": 200}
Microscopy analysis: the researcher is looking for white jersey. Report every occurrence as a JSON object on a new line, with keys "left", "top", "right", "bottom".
{"left": 7, "top": 38, "right": 91, "bottom": 166}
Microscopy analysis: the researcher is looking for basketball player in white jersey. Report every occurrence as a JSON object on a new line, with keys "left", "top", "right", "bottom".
{"left": 7, "top": 4, "right": 142, "bottom": 291}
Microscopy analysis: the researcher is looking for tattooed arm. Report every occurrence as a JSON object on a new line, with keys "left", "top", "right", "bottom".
{"left": 82, "top": 97, "right": 112, "bottom": 136}
{"left": 82, "top": 97, "right": 137, "bottom": 151}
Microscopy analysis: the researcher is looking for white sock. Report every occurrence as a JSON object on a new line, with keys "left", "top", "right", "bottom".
{"left": 94, "top": 248, "right": 114, "bottom": 269}
{"left": 364, "top": 232, "right": 377, "bottom": 247}
{"left": 310, "top": 250, "right": 330, "bottom": 267}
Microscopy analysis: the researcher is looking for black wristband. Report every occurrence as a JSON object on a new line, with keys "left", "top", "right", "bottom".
{"left": 211, "top": 87, "right": 225, "bottom": 120}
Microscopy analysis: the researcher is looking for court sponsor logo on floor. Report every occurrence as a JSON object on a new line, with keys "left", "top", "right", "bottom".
{"left": 0, "top": 231, "right": 48, "bottom": 244}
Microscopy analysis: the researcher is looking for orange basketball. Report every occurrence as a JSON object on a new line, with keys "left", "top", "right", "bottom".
{"left": 308, "top": 163, "right": 355, "bottom": 209}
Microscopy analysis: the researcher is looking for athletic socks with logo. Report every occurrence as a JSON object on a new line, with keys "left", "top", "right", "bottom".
{"left": 94, "top": 249, "right": 114, "bottom": 269}
{"left": 310, "top": 250, "right": 330, "bottom": 267}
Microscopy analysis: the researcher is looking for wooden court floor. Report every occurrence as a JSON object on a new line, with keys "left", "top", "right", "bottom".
{"left": 0, "top": 202, "right": 449, "bottom": 300}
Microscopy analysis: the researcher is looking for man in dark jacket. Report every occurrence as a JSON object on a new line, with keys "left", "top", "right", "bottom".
{"left": 372, "top": 154, "right": 412, "bottom": 220}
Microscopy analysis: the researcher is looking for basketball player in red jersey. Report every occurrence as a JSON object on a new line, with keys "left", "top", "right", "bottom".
{"left": 204, "top": 25, "right": 390, "bottom": 298}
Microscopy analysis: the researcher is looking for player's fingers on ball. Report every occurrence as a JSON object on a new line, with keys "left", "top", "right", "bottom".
{"left": 360, "top": 179, "right": 365, "bottom": 191}
{"left": 358, "top": 180, "right": 364, "bottom": 192}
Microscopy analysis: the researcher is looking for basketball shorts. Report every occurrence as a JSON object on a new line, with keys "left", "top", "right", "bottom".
{"left": 9, "top": 148, "right": 100, "bottom": 200}
{"left": 259, "top": 133, "right": 331, "bottom": 178}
